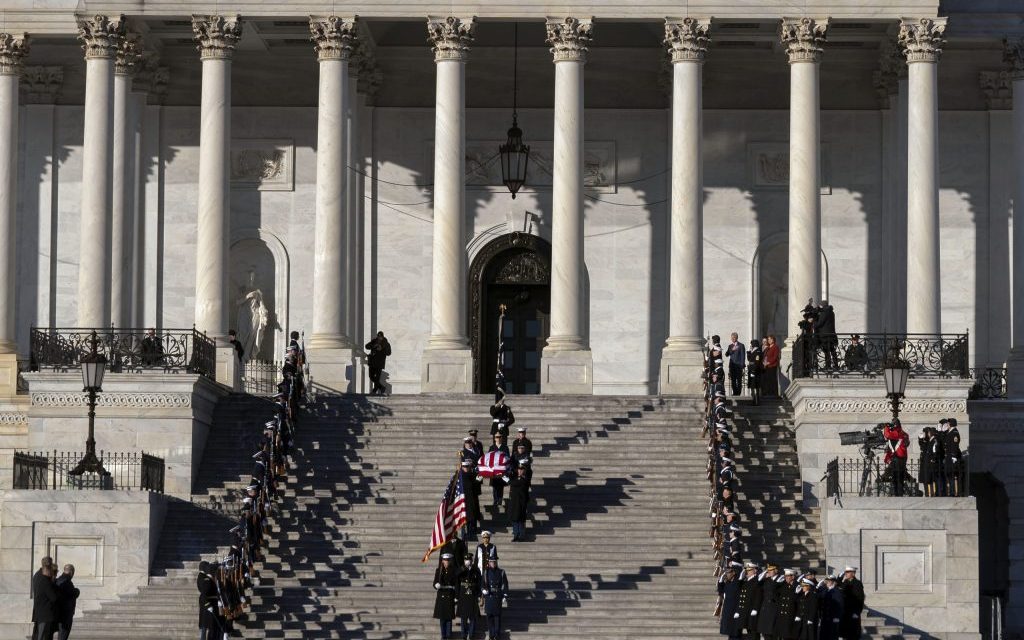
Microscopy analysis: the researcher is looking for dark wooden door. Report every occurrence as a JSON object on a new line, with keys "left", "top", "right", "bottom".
{"left": 482, "top": 285, "right": 549, "bottom": 394}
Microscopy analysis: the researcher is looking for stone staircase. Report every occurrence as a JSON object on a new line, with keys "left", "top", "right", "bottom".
{"left": 68, "top": 393, "right": 830, "bottom": 640}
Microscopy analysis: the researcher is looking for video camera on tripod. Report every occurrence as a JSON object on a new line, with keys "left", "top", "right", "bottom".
{"left": 839, "top": 423, "right": 888, "bottom": 458}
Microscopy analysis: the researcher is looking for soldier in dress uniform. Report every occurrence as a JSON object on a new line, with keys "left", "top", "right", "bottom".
{"left": 474, "top": 531, "right": 497, "bottom": 573}
{"left": 488, "top": 434, "right": 511, "bottom": 510}
{"left": 793, "top": 578, "right": 819, "bottom": 640}
{"left": 467, "top": 429, "right": 485, "bottom": 461}
{"left": 456, "top": 555, "right": 481, "bottom": 640}
{"left": 460, "top": 437, "right": 481, "bottom": 465}
{"left": 717, "top": 562, "right": 742, "bottom": 639}
{"left": 817, "top": 575, "right": 844, "bottom": 640}
{"left": 481, "top": 551, "right": 509, "bottom": 640}
{"left": 756, "top": 565, "right": 781, "bottom": 639}
{"left": 773, "top": 569, "right": 799, "bottom": 640}
{"left": 731, "top": 562, "right": 762, "bottom": 639}
{"left": 489, "top": 397, "right": 515, "bottom": 438}
{"left": 919, "top": 427, "right": 944, "bottom": 497}
{"left": 747, "top": 339, "right": 763, "bottom": 406}
{"left": 433, "top": 553, "right": 459, "bottom": 639}
{"left": 460, "top": 459, "right": 482, "bottom": 538}
{"left": 510, "top": 443, "right": 534, "bottom": 483}
{"left": 439, "top": 535, "right": 468, "bottom": 569}
{"left": 512, "top": 426, "right": 533, "bottom": 456}
{"left": 941, "top": 418, "right": 963, "bottom": 496}
{"left": 839, "top": 566, "right": 865, "bottom": 640}
{"left": 197, "top": 561, "right": 222, "bottom": 640}
{"left": 507, "top": 465, "right": 531, "bottom": 541}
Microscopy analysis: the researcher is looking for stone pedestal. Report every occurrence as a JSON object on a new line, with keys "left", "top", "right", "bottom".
{"left": 786, "top": 377, "right": 973, "bottom": 506}
{"left": 421, "top": 348, "right": 473, "bottom": 393}
{"left": 214, "top": 345, "right": 241, "bottom": 392}
{"left": 305, "top": 346, "right": 359, "bottom": 394}
{"left": 658, "top": 340, "right": 706, "bottom": 395}
{"left": 0, "top": 490, "right": 167, "bottom": 640}
{"left": 0, "top": 353, "right": 21, "bottom": 398}
{"left": 540, "top": 349, "right": 594, "bottom": 395}
{"left": 22, "top": 372, "right": 227, "bottom": 499}
{"left": 822, "top": 497, "right": 980, "bottom": 640}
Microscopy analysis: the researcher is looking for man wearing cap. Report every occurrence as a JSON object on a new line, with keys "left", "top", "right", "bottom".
{"left": 439, "top": 534, "right": 468, "bottom": 570}
{"left": 466, "top": 430, "right": 484, "bottom": 461}
{"left": 512, "top": 426, "right": 532, "bottom": 456}
{"left": 456, "top": 554, "right": 481, "bottom": 640}
{"left": 730, "top": 562, "right": 762, "bottom": 638}
{"left": 756, "top": 565, "right": 781, "bottom": 639}
{"left": 474, "top": 532, "right": 497, "bottom": 574}
{"left": 773, "top": 569, "right": 799, "bottom": 639}
{"left": 489, "top": 397, "right": 515, "bottom": 438}
{"left": 840, "top": 566, "right": 864, "bottom": 640}
{"left": 433, "top": 553, "right": 459, "bottom": 639}
{"left": 844, "top": 334, "right": 868, "bottom": 372}
{"left": 941, "top": 417, "right": 962, "bottom": 497}
{"left": 507, "top": 465, "right": 531, "bottom": 542}
{"left": 717, "top": 562, "right": 742, "bottom": 639}
{"left": 197, "top": 561, "right": 221, "bottom": 640}
{"left": 818, "top": 575, "right": 844, "bottom": 640}
{"left": 487, "top": 434, "right": 511, "bottom": 512}
{"left": 793, "top": 578, "right": 819, "bottom": 640}
{"left": 481, "top": 551, "right": 508, "bottom": 640}
{"left": 460, "top": 457, "right": 482, "bottom": 538}
{"left": 510, "top": 442, "right": 533, "bottom": 484}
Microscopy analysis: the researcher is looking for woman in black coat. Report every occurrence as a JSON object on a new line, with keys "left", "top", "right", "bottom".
{"left": 433, "top": 554, "right": 459, "bottom": 638}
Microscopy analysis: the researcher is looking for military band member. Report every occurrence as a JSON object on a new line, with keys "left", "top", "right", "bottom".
{"left": 794, "top": 578, "right": 819, "bottom": 640}
{"left": 456, "top": 555, "right": 481, "bottom": 640}
{"left": 818, "top": 575, "right": 844, "bottom": 640}
{"left": 839, "top": 566, "right": 865, "bottom": 640}
{"left": 433, "top": 553, "right": 459, "bottom": 639}
{"left": 481, "top": 552, "right": 509, "bottom": 640}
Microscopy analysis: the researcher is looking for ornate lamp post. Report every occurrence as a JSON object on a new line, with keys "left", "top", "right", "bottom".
{"left": 70, "top": 331, "right": 109, "bottom": 476}
{"left": 883, "top": 352, "right": 910, "bottom": 421}
{"left": 499, "top": 23, "right": 529, "bottom": 198}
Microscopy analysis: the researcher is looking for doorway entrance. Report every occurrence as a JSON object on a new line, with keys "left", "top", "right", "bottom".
{"left": 469, "top": 234, "right": 552, "bottom": 394}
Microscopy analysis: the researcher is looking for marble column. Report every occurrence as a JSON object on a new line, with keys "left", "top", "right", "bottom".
{"left": 307, "top": 16, "right": 357, "bottom": 393}
{"left": 781, "top": 17, "right": 828, "bottom": 344}
{"left": 76, "top": 16, "right": 124, "bottom": 328}
{"left": 0, "top": 34, "right": 28, "bottom": 396}
{"left": 111, "top": 34, "right": 141, "bottom": 328}
{"left": 421, "top": 16, "right": 475, "bottom": 393}
{"left": 192, "top": 15, "right": 242, "bottom": 388}
{"left": 1006, "top": 39, "right": 1024, "bottom": 397}
{"left": 346, "top": 59, "right": 360, "bottom": 356}
{"left": 899, "top": 17, "right": 946, "bottom": 335}
{"left": 659, "top": 18, "right": 710, "bottom": 395}
{"left": 541, "top": 17, "right": 594, "bottom": 395}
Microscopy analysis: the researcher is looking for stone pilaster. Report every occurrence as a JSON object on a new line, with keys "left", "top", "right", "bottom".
{"left": 659, "top": 18, "right": 710, "bottom": 395}
{"left": 111, "top": 33, "right": 142, "bottom": 328}
{"left": 420, "top": 16, "right": 476, "bottom": 393}
{"left": 20, "top": 66, "right": 62, "bottom": 104}
{"left": 899, "top": 17, "right": 946, "bottom": 335}
{"left": 76, "top": 15, "right": 125, "bottom": 328}
{"left": 1006, "top": 38, "right": 1024, "bottom": 398}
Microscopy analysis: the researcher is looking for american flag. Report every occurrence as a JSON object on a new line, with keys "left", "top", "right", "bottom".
{"left": 422, "top": 472, "right": 467, "bottom": 562}
{"left": 477, "top": 450, "right": 509, "bottom": 478}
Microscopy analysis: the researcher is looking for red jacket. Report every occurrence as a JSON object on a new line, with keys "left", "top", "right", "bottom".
{"left": 764, "top": 344, "right": 780, "bottom": 369}
{"left": 883, "top": 425, "right": 908, "bottom": 462}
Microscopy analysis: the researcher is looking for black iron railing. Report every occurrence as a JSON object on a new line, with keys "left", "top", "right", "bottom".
{"left": 824, "top": 454, "right": 969, "bottom": 498}
{"left": 242, "top": 359, "right": 281, "bottom": 396}
{"left": 968, "top": 367, "right": 1007, "bottom": 400}
{"left": 29, "top": 327, "right": 216, "bottom": 380}
{"left": 12, "top": 450, "right": 166, "bottom": 492}
{"left": 792, "top": 333, "right": 969, "bottom": 379}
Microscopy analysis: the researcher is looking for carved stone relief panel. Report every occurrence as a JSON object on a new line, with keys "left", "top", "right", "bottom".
{"left": 748, "top": 142, "right": 831, "bottom": 194}
{"left": 230, "top": 139, "right": 294, "bottom": 191}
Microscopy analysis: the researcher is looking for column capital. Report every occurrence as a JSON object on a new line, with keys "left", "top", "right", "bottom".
{"left": 192, "top": 15, "right": 242, "bottom": 61}
{"left": 780, "top": 17, "right": 829, "bottom": 64}
{"left": 873, "top": 39, "right": 904, "bottom": 108}
{"left": 898, "top": 17, "right": 946, "bottom": 64}
{"left": 979, "top": 70, "right": 1013, "bottom": 110}
{"left": 664, "top": 17, "right": 711, "bottom": 63}
{"left": 1004, "top": 37, "right": 1024, "bottom": 80}
{"left": 20, "top": 65, "right": 63, "bottom": 103}
{"left": 427, "top": 16, "right": 475, "bottom": 62}
{"left": 76, "top": 14, "right": 125, "bottom": 61}
{"left": 115, "top": 33, "right": 143, "bottom": 76}
{"left": 310, "top": 15, "right": 358, "bottom": 62}
{"left": 0, "top": 33, "right": 30, "bottom": 76}
{"left": 546, "top": 17, "right": 592, "bottom": 63}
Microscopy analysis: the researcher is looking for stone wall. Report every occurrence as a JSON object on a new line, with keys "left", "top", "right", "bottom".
{"left": 0, "top": 490, "right": 167, "bottom": 640}
{"left": 821, "top": 496, "right": 980, "bottom": 639}
{"left": 22, "top": 372, "right": 227, "bottom": 499}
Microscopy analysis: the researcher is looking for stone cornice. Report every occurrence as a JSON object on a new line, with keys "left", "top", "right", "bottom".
{"left": 979, "top": 70, "right": 1013, "bottom": 110}
{"left": 31, "top": 391, "right": 193, "bottom": 409}
{"left": 802, "top": 398, "right": 966, "bottom": 415}
{"left": 898, "top": 17, "right": 946, "bottom": 64}
{"left": 114, "top": 32, "right": 143, "bottom": 76}
{"left": 76, "top": 14, "right": 125, "bottom": 61}
{"left": 310, "top": 15, "right": 358, "bottom": 62}
{"left": 546, "top": 16, "right": 593, "bottom": 63}
{"left": 0, "top": 33, "right": 30, "bottom": 76}
{"left": 664, "top": 17, "right": 711, "bottom": 63}
{"left": 192, "top": 14, "right": 242, "bottom": 61}
{"left": 780, "top": 17, "right": 828, "bottom": 64}
{"left": 20, "top": 65, "right": 63, "bottom": 103}
{"left": 1004, "top": 37, "right": 1024, "bottom": 80}
{"left": 427, "top": 16, "right": 475, "bottom": 63}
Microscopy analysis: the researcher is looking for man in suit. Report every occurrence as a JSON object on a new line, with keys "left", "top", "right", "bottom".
{"left": 54, "top": 564, "right": 80, "bottom": 640}
{"left": 31, "top": 564, "right": 57, "bottom": 640}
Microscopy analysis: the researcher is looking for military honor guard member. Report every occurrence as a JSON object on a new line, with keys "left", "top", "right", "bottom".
{"left": 730, "top": 562, "right": 762, "bottom": 639}
{"left": 433, "top": 553, "right": 459, "bottom": 639}
{"left": 512, "top": 426, "right": 533, "bottom": 455}
{"left": 794, "top": 577, "right": 819, "bottom": 640}
{"left": 456, "top": 555, "right": 481, "bottom": 640}
{"left": 756, "top": 564, "right": 781, "bottom": 638}
{"left": 507, "top": 465, "right": 531, "bottom": 541}
{"left": 481, "top": 551, "right": 509, "bottom": 640}
{"left": 818, "top": 574, "right": 845, "bottom": 640}
{"left": 474, "top": 531, "right": 497, "bottom": 573}
{"left": 840, "top": 566, "right": 865, "bottom": 640}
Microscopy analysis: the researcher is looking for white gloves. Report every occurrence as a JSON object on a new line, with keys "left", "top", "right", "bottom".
{"left": 853, "top": 614, "right": 859, "bottom": 619}
{"left": 795, "top": 617, "right": 801, "bottom": 622}
{"left": 733, "top": 613, "right": 740, "bottom": 619}
{"left": 832, "top": 618, "right": 840, "bottom": 623}
{"left": 482, "top": 589, "right": 490, "bottom": 596}
{"left": 951, "top": 458, "right": 958, "bottom": 464}
{"left": 503, "top": 476, "right": 511, "bottom": 484}
{"left": 502, "top": 597, "right": 508, "bottom": 606}
{"left": 751, "top": 610, "right": 758, "bottom": 616}
{"left": 434, "top": 583, "right": 441, "bottom": 589}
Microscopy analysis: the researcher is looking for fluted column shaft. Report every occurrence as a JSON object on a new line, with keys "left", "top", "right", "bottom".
{"left": 111, "top": 37, "right": 139, "bottom": 328}
{"left": 426, "top": 17, "right": 473, "bottom": 350}
{"left": 781, "top": 17, "right": 828, "bottom": 336}
{"left": 346, "top": 70, "right": 360, "bottom": 346}
{"left": 901, "top": 18, "right": 946, "bottom": 334}
{"left": 309, "top": 16, "right": 355, "bottom": 350}
{"left": 0, "top": 34, "right": 28, "bottom": 353}
{"left": 192, "top": 16, "right": 241, "bottom": 340}
{"left": 1007, "top": 40, "right": 1024, "bottom": 397}
{"left": 77, "top": 16, "right": 123, "bottom": 327}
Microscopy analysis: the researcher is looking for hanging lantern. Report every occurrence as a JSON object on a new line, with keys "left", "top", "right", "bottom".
{"left": 499, "top": 23, "right": 529, "bottom": 198}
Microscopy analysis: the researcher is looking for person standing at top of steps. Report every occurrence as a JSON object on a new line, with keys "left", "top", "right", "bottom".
{"left": 481, "top": 552, "right": 509, "bottom": 640}
{"left": 456, "top": 555, "right": 481, "bottom": 640}
{"left": 474, "top": 532, "right": 497, "bottom": 573}
{"left": 489, "top": 394, "right": 515, "bottom": 439}
{"left": 726, "top": 332, "right": 746, "bottom": 397}
{"left": 365, "top": 331, "right": 392, "bottom": 396}
{"left": 433, "top": 553, "right": 459, "bottom": 639}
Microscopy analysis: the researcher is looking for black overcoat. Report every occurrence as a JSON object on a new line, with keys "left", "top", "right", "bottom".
{"left": 507, "top": 476, "right": 530, "bottom": 522}
{"left": 455, "top": 567, "right": 481, "bottom": 618}
{"left": 432, "top": 566, "right": 458, "bottom": 619}
{"left": 718, "top": 578, "right": 741, "bottom": 635}
{"left": 54, "top": 574, "right": 80, "bottom": 623}
{"left": 728, "top": 575, "right": 761, "bottom": 635}
{"left": 818, "top": 586, "right": 844, "bottom": 640}
{"left": 196, "top": 573, "right": 219, "bottom": 629}
{"left": 31, "top": 572, "right": 57, "bottom": 623}
{"left": 840, "top": 577, "right": 865, "bottom": 640}
{"left": 757, "top": 576, "right": 780, "bottom": 635}
{"left": 794, "top": 590, "right": 819, "bottom": 640}
{"left": 773, "top": 580, "right": 798, "bottom": 638}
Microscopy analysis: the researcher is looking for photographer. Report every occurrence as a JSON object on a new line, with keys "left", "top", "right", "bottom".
{"left": 883, "top": 421, "right": 909, "bottom": 496}
{"left": 365, "top": 331, "right": 392, "bottom": 396}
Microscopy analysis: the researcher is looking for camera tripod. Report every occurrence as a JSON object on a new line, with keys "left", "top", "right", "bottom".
{"left": 858, "top": 443, "right": 883, "bottom": 496}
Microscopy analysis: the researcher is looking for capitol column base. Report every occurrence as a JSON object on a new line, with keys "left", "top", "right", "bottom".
{"left": 0, "top": 353, "right": 20, "bottom": 399}
{"left": 1007, "top": 349, "right": 1024, "bottom": 399}
{"left": 215, "top": 346, "right": 242, "bottom": 392}
{"left": 540, "top": 347, "right": 593, "bottom": 395}
{"left": 421, "top": 347, "right": 473, "bottom": 394}
{"left": 306, "top": 347, "right": 360, "bottom": 395}
{"left": 658, "top": 339, "right": 705, "bottom": 396}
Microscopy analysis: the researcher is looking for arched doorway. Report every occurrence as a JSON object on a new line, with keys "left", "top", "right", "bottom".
{"left": 469, "top": 233, "right": 552, "bottom": 394}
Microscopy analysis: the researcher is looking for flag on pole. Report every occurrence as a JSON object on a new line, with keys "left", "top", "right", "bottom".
{"left": 422, "top": 472, "right": 467, "bottom": 562}
{"left": 477, "top": 450, "right": 509, "bottom": 478}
